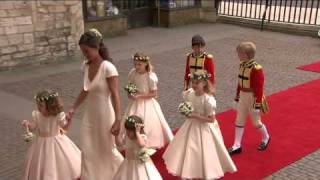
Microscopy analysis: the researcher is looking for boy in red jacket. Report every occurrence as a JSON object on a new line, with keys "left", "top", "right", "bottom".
{"left": 228, "top": 42, "right": 270, "bottom": 155}
{"left": 184, "top": 35, "right": 215, "bottom": 92}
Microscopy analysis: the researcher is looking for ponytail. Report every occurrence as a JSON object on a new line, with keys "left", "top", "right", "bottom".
{"left": 99, "top": 42, "right": 113, "bottom": 62}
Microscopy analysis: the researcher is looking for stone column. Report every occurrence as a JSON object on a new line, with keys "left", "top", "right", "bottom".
{"left": 200, "top": 0, "right": 218, "bottom": 23}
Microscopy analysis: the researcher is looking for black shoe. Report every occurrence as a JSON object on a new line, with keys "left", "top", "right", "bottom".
{"left": 257, "top": 137, "right": 271, "bottom": 151}
{"left": 228, "top": 147, "right": 242, "bottom": 155}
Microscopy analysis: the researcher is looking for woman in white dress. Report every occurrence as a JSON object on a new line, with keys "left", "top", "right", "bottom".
{"left": 121, "top": 52, "right": 173, "bottom": 148}
{"left": 163, "top": 70, "right": 237, "bottom": 180}
{"left": 67, "top": 29, "right": 123, "bottom": 180}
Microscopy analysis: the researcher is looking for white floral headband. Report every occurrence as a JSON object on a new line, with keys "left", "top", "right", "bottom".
{"left": 34, "top": 92, "right": 59, "bottom": 103}
{"left": 189, "top": 72, "right": 211, "bottom": 81}
{"left": 132, "top": 54, "right": 150, "bottom": 62}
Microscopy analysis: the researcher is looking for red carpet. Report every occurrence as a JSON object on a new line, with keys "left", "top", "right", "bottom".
{"left": 153, "top": 79, "right": 320, "bottom": 180}
{"left": 297, "top": 61, "right": 320, "bottom": 73}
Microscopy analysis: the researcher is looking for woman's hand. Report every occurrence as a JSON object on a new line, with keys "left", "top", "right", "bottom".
{"left": 111, "top": 120, "right": 121, "bottom": 136}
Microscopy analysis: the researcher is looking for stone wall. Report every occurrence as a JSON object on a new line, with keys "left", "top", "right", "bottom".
{"left": 157, "top": 7, "right": 201, "bottom": 27}
{"left": 0, "top": 0, "right": 84, "bottom": 69}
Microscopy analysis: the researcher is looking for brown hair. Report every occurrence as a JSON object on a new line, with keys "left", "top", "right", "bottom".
{"left": 236, "top": 41, "right": 256, "bottom": 60}
{"left": 124, "top": 115, "right": 145, "bottom": 137}
{"left": 34, "top": 90, "right": 63, "bottom": 116}
{"left": 133, "top": 52, "right": 154, "bottom": 72}
{"left": 192, "top": 34, "right": 205, "bottom": 47}
{"left": 79, "top": 29, "right": 113, "bottom": 62}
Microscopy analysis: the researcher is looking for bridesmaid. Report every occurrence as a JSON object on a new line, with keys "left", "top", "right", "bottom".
{"left": 67, "top": 28, "right": 123, "bottom": 180}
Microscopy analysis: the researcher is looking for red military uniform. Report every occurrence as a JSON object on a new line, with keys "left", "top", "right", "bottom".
{"left": 184, "top": 52, "right": 215, "bottom": 90}
{"left": 235, "top": 59, "right": 268, "bottom": 112}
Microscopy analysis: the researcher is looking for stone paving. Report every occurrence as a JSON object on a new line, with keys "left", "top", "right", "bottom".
{"left": 0, "top": 23, "right": 319, "bottom": 180}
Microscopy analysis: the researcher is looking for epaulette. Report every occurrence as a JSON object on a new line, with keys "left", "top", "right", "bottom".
{"left": 253, "top": 62, "right": 262, "bottom": 70}
{"left": 206, "top": 53, "right": 213, "bottom": 59}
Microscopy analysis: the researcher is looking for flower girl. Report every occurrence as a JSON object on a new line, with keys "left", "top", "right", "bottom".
{"left": 113, "top": 115, "right": 162, "bottom": 180}
{"left": 21, "top": 90, "right": 81, "bottom": 180}
{"left": 163, "top": 70, "right": 237, "bottom": 179}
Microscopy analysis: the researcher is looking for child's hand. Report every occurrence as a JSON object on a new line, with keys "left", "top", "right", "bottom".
{"left": 129, "top": 94, "right": 140, "bottom": 100}
{"left": 135, "top": 123, "right": 144, "bottom": 133}
{"left": 21, "top": 120, "right": 29, "bottom": 129}
{"left": 187, "top": 112, "right": 199, "bottom": 119}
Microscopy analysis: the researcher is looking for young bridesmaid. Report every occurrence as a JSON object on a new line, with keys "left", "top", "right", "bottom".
{"left": 21, "top": 90, "right": 81, "bottom": 180}
{"left": 113, "top": 115, "right": 162, "bottom": 180}
{"left": 163, "top": 70, "right": 237, "bottom": 180}
{"left": 121, "top": 52, "right": 173, "bottom": 148}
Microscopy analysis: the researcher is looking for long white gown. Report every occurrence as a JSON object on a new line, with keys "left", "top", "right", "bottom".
{"left": 112, "top": 135, "right": 163, "bottom": 180}
{"left": 23, "top": 111, "right": 81, "bottom": 180}
{"left": 163, "top": 89, "right": 237, "bottom": 179}
{"left": 81, "top": 60, "right": 124, "bottom": 180}
{"left": 122, "top": 68, "right": 173, "bottom": 148}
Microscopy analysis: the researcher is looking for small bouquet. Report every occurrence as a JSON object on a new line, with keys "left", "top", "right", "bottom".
{"left": 22, "top": 127, "right": 35, "bottom": 143}
{"left": 124, "top": 83, "right": 138, "bottom": 96}
{"left": 178, "top": 101, "right": 193, "bottom": 116}
{"left": 137, "top": 148, "right": 156, "bottom": 163}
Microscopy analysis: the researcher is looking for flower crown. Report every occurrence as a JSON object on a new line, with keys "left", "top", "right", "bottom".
{"left": 133, "top": 54, "right": 150, "bottom": 63}
{"left": 188, "top": 70, "right": 211, "bottom": 81}
{"left": 87, "top": 28, "right": 102, "bottom": 39}
{"left": 34, "top": 92, "right": 59, "bottom": 103}
{"left": 126, "top": 116, "right": 136, "bottom": 124}
{"left": 125, "top": 116, "right": 144, "bottom": 127}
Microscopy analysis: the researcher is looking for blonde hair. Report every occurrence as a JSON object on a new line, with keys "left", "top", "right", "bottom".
{"left": 191, "top": 70, "right": 215, "bottom": 95}
{"left": 237, "top": 42, "right": 256, "bottom": 60}
{"left": 203, "top": 80, "right": 215, "bottom": 95}
{"left": 34, "top": 90, "right": 63, "bottom": 116}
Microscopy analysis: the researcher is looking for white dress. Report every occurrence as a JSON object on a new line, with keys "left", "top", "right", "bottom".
{"left": 23, "top": 111, "right": 81, "bottom": 180}
{"left": 112, "top": 135, "right": 162, "bottom": 180}
{"left": 163, "top": 89, "right": 237, "bottom": 179}
{"left": 122, "top": 68, "right": 173, "bottom": 148}
{"left": 81, "top": 61, "right": 124, "bottom": 180}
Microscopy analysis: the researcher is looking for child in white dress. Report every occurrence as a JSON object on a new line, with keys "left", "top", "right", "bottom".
{"left": 21, "top": 90, "right": 81, "bottom": 180}
{"left": 113, "top": 115, "right": 162, "bottom": 180}
{"left": 122, "top": 52, "right": 173, "bottom": 148}
{"left": 163, "top": 70, "right": 237, "bottom": 180}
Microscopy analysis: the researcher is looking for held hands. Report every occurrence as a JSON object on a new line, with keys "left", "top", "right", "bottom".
{"left": 111, "top": 120, "right": 121, "bottom": 136}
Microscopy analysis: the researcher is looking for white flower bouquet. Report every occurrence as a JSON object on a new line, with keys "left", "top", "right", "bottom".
{"left": 178, "top": 101, "right": 193, "bottom": 116}
{"left": 124, "top": 83, "right": 138, "bottom": 96}
{"left": 137, "top": 148, "right": 156, "bottom": 163}
{"left": 22, "top": 127, "right": 35, "bottom": 143}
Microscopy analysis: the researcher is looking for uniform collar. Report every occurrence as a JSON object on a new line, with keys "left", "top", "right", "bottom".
{"left": 191, "top": 52, "right": 206, "bottom": 58}
{"left": 240, "top": 59, "right": 255, "bottom": 67}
